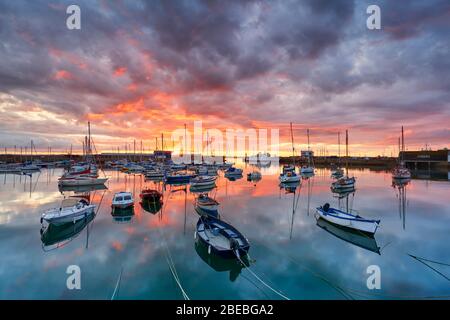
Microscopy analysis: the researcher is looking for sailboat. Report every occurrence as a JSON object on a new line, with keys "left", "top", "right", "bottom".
{"left": 331, "top": 130, "right": 355, "bottom": 192}
{"left": 331, "top": 132, "right": 344, "bottom": 178}
{"left": 392, "top": 126, "right": 411, "bottom": 181}
{"left": 58, "top": 122, "right": 108, "bottom": 187}
{"left": 300, "top": 129, "right": 315, "bottom": 175}
{"left": 279, "top": 123, "right": 301, "bottom": 183}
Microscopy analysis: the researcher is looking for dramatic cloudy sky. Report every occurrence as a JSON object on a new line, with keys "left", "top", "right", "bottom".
{"left": 0, "top": 0, "right": 449, "bottom": 156}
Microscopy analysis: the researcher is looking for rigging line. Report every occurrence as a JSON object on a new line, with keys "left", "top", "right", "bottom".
{"left": 408, "top": 254, "right": 450, "bottom": 267}
{"left": 408, "top": 254, "right": 450, "bottom": 282}
{"left": 111, "top": 267, "right": 123, "bottom": 300}
{"left": 235, "top": 253, "right": 290, "bottom": 300}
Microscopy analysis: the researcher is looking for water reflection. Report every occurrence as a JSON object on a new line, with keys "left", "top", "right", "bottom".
{"left": 1, "top": 164, "right": 450, "bottom": 299}
{"left": 392, "top": 179, "right": 409, "bottom": 230}
{"left": 40, "top": 211, "right": 96, "bottom": 251}
{"left": 316, "top": 218, "right": 381, "bottom": 255}
{"left": 111, "top": 206, "right": 135, "bottom": 224}
{"left": 195, "top": 240, "right": 250, "bottom": 282}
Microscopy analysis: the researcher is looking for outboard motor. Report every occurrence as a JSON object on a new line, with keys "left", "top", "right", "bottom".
{"left": 323, "top": 203, "right": 330, "bottom": 212}
{"left": 230, "top": 238, "right": 240, "bottom": 259}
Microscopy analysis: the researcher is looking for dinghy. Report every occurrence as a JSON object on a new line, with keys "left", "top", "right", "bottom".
{"left": 195, "top": 216, "right": 250, "bottom": 259}
{"left": 224, "top": 167, "right": 243, "bottom": 176}
{"left": 279, "top": 171, "right": 301, "bottom": 183}
{"left": 194, "top": 194, "right": 219, "bottom": 217}
{"left": 41, "top": 198, "right": 96, "bottom": 226}
{"left": 247, "top": 171, "right": 262, "bottom": 181}
{"left": 112, "top": 192, "right": 134, "bottom": 209}
{"left": 165, "top": 172, "right": 196, "bottom": 184}
{"left": 190, "top": 175, "right": 217, "bottom": 188}
{"left": 139, "top": 189, "right": 162, "bottom": 202}
{"left": 316, "top": 203, "right": 380, "bottom": 234}
{"left": 331, "top": 176, "right": 355, "bottom": 191}
{"left": 58, "top": 176, "right": 108, "bottom": 187}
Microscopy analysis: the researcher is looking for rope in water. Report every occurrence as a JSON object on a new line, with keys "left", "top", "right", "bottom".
{"left": 251, "top": 239, "right": 354, "bottom": 300}
{"left": 235, "top": 252, "right": 290, "bottom": 300}
{"left": 157, "top": 192, "right": 190, "bottom": 300}
{"left": 111, "top": 267, "right": 123, "bottom": 300}
{"left": 408, "top": 254, "right": 450, "bottom": 282}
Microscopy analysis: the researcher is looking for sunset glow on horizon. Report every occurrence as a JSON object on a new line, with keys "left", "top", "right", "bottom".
{"left": 0, "top": 1, "right": 449, "bottom": 157}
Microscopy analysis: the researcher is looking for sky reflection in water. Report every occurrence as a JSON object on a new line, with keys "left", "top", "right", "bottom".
{"left": 0, "top": 165, "right": 450, "bottom": 300}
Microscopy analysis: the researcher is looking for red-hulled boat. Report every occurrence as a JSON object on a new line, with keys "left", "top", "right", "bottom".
{"left": 139, "top": 189, "right": 163, "bottom": 202}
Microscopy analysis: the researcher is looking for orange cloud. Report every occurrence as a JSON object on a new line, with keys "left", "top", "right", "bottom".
{"left": 114, "top": 67, "right": 127, "bottom": 77}
{"left": 53, "top": 70, "right": 73, "bottom": 80}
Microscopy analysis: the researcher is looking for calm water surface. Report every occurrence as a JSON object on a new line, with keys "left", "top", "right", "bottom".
{"left": 1, "top": 164, "right": 450, "bottom": 299}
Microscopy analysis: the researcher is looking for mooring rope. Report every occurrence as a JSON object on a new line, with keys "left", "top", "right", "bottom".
{"left": 235, "top": 252, "right": 290, "bottom": 300}
{"left": 111, "top": 267, "right": 123, "bottom": 300}
{"left": 408, "top": 254, "right": 450, "bottom": 282}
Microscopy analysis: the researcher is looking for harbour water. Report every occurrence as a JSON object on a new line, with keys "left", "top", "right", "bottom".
{"left": 1, "top": 164, "right": 450, "bottom": 299}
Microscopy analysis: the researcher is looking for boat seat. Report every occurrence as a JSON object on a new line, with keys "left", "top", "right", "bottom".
{"left": 223, "top": 229, "right": 238, "bottom": 238}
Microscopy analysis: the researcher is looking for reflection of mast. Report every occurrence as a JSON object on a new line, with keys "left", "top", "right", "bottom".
{"left": 306, "top": 177, "right": 313, "bottom": 216}
{"left": 184, "top": 186, "right": 187, "bottom": 235}
{"left": 345, "top": 130, "right": 349, "bottom": 177}
{"left": 395, "top": 183, "right": 407, "bottom": 230}
{"left": 290, "top": 122, "right": 295, "bottom": 167}
{"left": 289, "top": 185, "right": 302, "bottom": 240}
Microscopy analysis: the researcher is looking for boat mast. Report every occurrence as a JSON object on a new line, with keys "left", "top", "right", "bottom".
{"left": 184, "top": 123, "right": 187, "bottom": 164}
{"left": 345, "top": 130, "right": 349, "bottom": 177}
{"left": 338, "top": 132, "right": 341, "bottom": 162}
{"left": 290, "top": 122, "right": 295, "bottom": 167}
{"left": 401, "top": 126, "right": 405, "bottom": 164}
{"left": 307, "top": 129, "right": 310, "bottom": 166}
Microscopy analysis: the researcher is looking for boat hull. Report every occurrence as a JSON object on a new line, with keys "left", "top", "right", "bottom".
{"left": 195, "top": 217, "right": 250, "bottom": 259}
{"left": 58, "top": 178, "right": 108, "bottom": 186}
{"left": 41, "top": 206, "right": 96, "bottom": 226}
{"left": 316, "top": 207, "right": 379, "bottom": 234}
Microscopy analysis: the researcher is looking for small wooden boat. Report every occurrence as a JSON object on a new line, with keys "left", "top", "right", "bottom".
{"left": 112, "top": 192, "right": 134, "bottom": 209}
{"left": 139, "top": 189, "right": 162, "bottom": 202}
{"left": 279, "top": 171, "right": 301, "bottom": 183}
{"left": 247, "top": 171, "right": 262, "bottom": 181}
{"left": 58, "top": 176, "right": 108, "bottom": 187}
{"left": 331, "top": 176, "right": 355, "bottom": 191}
{"left": 190, "top": 184, "right": 216, "bottom": 194}
{"left": 195, "top": 216, "right": 250, "bottom": 259}
{"left": 195, "top": 194, "right": 219, "bottom": 217}
{"left": 300, "top": 166, "right": 314, "bottom": 174}
{"left": 165, "top": 172, "right": 196, "bottom": 184}
{"left": 190, "top": 175, "right": 217, "bottom": 188}
{"left": 316, "top": 203, "right": 380, "bottom": 234}
{"left": 282, "top": 164, "right": 295, "bottom": 174}
{"left": 145, "top": 169, "right": 165, "bottom": 179}
{"left": 41, "top": 198, "right": 96, "bottom": 226}
{"left": 224, "top": 167, "right": 243, "bottom": 176}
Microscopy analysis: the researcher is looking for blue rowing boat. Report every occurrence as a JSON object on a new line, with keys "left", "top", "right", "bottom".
{"left": 195, "top": 216, "right": 250, "bottom": 259}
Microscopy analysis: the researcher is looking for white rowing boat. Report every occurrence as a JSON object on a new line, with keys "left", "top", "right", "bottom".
{"left": 315, "top": 203, "right": 380, "bottom": 234}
